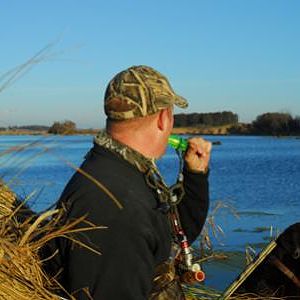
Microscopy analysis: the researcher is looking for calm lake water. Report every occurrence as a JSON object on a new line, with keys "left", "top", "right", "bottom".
{"left": 1, "top": 134, "right": 300, "bottom": 291}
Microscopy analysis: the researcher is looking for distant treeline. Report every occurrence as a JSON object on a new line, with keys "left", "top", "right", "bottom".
{"left": 47, "top": 120, "right": 98, "bottom": 135}
{"left": 48, "top": 120, "right": 77, "bottom": 134}
{"left": 2, "top": 112, "right": 300, "bottom": 136}
{"left": 174, "top": 111, "right": 300, "bottom": 136}
{"left": 174, "top": 111, "right": 239, "bottom": 127}
{"left": 251, "top": 112, "right": 300, "bottom": 135}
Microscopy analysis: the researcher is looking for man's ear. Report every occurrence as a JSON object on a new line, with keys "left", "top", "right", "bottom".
{"left": 157, "top": 109, "right": 169, "bottom": 131}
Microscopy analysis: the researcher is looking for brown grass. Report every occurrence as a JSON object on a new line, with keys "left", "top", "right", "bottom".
{"left": 0, "top": 181, "right": 103, "bottom": 300}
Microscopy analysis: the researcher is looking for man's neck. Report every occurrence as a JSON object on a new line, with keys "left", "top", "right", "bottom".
{"left": 108, "top": 130, "right": 158, "bottom": 159}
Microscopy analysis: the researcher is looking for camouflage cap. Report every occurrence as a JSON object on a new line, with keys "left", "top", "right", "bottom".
{"left": 104, "top": 65, "right": 188, "bottom": 120}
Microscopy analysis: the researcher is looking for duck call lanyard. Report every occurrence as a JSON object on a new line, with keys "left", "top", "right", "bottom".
{"left": 145, "top": 150, "right": 205, "bottom": 283}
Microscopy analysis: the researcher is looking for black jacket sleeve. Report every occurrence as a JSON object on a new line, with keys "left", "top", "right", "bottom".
{"left": 177, "top": 167, "right": 209, "bottom": 244}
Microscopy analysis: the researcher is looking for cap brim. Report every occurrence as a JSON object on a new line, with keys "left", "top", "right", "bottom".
{"left": 174, "top": 95, "right": 188, "bottom": 109}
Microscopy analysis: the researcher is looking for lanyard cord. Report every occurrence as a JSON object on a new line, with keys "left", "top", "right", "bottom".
{"left": 149, "top": 149, "right": 206, "bottom": 283}
{"left": 169, "top": 151, "right": 193, "bottom": 269}
{"left": 145, "top": 150, "right": 203, "bottom": 274}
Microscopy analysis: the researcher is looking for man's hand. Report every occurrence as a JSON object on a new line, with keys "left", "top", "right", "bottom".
{"left": 184, "top": 137, "right": 212, "bottom": 173}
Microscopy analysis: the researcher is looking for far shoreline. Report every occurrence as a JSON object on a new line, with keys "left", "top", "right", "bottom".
{"left": 1, "top": 126, "right": 300, "bottom": 138}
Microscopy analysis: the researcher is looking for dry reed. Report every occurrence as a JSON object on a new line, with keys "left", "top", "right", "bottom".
{"left": 0, "top": 180, "right": 103, "bottom": 300}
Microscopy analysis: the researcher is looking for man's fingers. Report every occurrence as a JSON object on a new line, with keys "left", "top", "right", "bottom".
{"left": 188, "top": 137, "right": 212, "bottom": 156}
{"left": 183, "top": 137, "right": 212, "bottom": 172}
{"left": 205, "top": 141, "right": 212, "bottom": 153}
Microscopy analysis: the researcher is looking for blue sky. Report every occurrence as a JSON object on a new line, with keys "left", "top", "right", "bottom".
{"left": 1, "top": 0, "right": 299, "bottom": 128}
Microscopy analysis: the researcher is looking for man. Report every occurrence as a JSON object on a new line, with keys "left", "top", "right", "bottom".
{"left": 55, "top": 65, "right": 211, "bottom": 299}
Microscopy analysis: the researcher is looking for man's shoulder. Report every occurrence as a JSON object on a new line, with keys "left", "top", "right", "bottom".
{"left": 57, "top": 143, "right": 156, "bottom": 216}
{"left": 83, "top": 143, "right": 142, "bottom": 178}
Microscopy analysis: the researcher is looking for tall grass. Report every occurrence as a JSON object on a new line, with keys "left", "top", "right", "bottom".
{"left": 0, "top": 180, "right": 104, "bottom": 299}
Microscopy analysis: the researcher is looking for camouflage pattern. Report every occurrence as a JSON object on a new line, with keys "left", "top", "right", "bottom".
{"left": 104, "top": 65, "right": 188, "bottom": 120}
{"left": 94, "top": 131, "right": 186, "bottom": 299}
{"left": 94, "top": 130, "right": 157, "bottom": 173}
{"left": 150, "top": 260, "right": 185, "bottom": 300}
